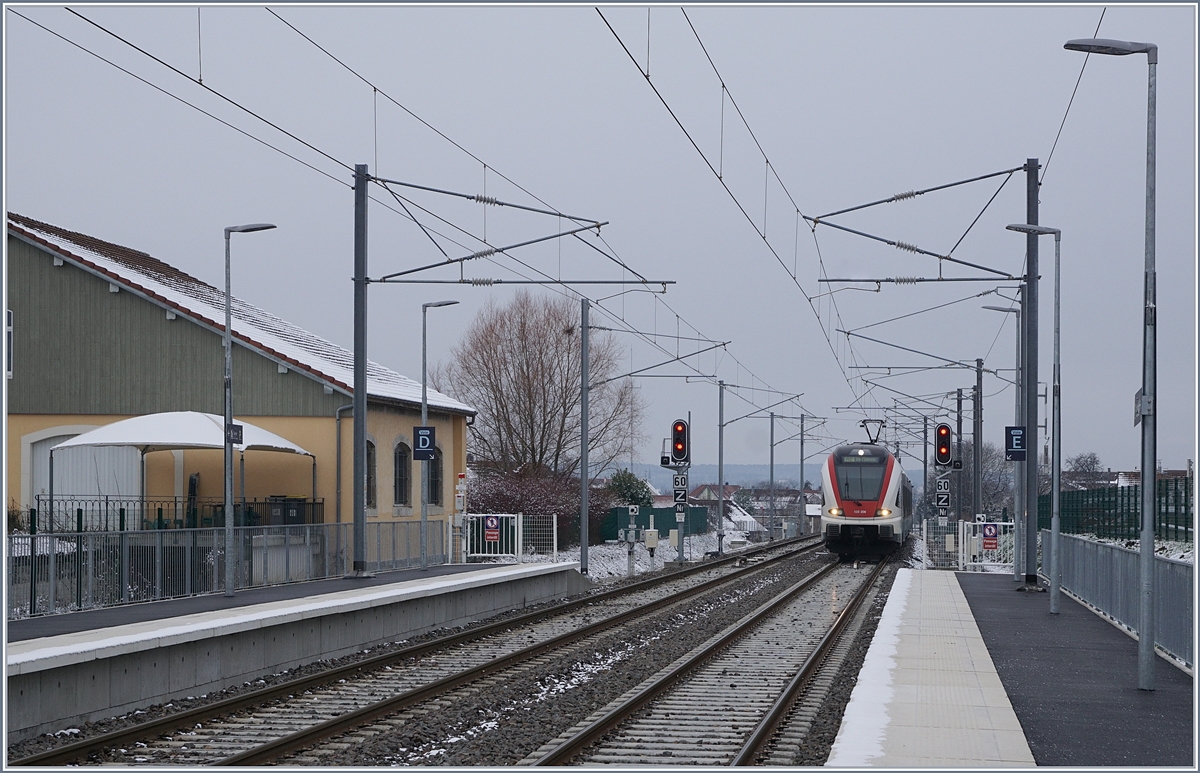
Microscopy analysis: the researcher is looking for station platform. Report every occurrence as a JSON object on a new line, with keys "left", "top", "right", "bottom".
{"left": 828, "top": 568, "right": 1194, "bottom": 767}
{"left": 6, "top": 560, "right": 589, "bottom": 743}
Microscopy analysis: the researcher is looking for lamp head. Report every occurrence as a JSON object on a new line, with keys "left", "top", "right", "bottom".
{"left": 1006, "top": 223, "right": 1060, "bottom": 237}
{"left": 1065, "top": 38, "right": 1157, "bottom": 64}
{"left": 423, "top": 300, "right": 460, "bottom": 310}
{"left": 225, "top": 223, "right": 277, "bottom": 235}
{"left": 982, "top": 305, "right": 1018, "bottom": 314}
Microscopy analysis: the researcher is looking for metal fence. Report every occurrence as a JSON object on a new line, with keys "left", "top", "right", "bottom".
{"left": 462, "top": 513, "right": 557, "bottom": 563}
{"left": 7, "top": 519, "right": 444, "bottom": 619}
{"left": 921, "top": 518, "right": 960, "bottom": 569}
{"left": 958, "top": 520, "right": 1017, "bottom": 572}
{"left": 30, "top": 495, "right": 324, "bottom": 532}
{"left": 1050, "top": 530, "right": 1192, "bottom": 667}
{"left": 1038, "top": 477, "right": 1193, "bottom": 542}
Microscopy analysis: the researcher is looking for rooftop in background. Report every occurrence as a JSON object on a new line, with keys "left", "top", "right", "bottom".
{"left": 7, "top": 213, "right": 474, "bottom": 416}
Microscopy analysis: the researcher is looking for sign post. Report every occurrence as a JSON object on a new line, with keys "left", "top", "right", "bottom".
{"left": 673, "top": 471, "right": 688, "bottom": 568}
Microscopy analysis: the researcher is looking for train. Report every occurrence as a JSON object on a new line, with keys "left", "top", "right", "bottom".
{"left": 820, "top": 442, "right": 913, "bottom": 558}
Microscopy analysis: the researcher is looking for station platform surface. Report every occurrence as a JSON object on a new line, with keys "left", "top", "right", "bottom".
{"left": 828, "top": 568, "right": 1194, "bottom": 767}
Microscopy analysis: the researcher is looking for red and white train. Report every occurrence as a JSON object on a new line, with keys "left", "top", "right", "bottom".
{"left": 820, "top": 443, "right": 913, "bottom": 558}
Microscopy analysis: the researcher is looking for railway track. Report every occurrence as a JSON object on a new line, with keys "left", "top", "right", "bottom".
{"left": 12, "top": 536, "right": 823, "bottom": 766}
{"left": 525, "top": 557, "right": 889, "bottom": 766}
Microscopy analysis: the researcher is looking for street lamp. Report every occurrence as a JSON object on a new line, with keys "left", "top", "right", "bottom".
{"left": 983, "top": 297, "right": 1024, "bottom": 583}
{"left": 222, "top": 223, "right": 276, "bottom": 597}
{"left": 1008, "top": 225, "right": 1062, "bottom": 615}
{"left": 1065, "top": 35, "right": 1158, "bottom": 691}
{"left": 421, "top": 300, "right": 459, "bottom": 570}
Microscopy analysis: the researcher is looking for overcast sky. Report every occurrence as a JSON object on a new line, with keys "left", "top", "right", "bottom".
{"left": 4, "top": 2, "right": 1196, "bottom": 476}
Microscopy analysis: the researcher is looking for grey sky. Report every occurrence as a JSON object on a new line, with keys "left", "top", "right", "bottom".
{"left": 4, "top": 3, "right": 1196, "bottom": 476}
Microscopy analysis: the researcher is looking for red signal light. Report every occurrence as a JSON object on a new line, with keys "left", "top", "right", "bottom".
{"left": 670, "top": 419, "right": 690, "bottom": 464}
{"left": 934, "top": 423, "right": 953, "bottom": 465}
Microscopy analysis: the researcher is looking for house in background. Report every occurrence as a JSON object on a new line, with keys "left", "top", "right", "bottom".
{"left": 6, "top": 213, "right": 474, "bottom": 530}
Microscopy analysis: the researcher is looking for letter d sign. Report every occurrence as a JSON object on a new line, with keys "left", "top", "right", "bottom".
{"left": 414, "top": 426, "right": 436, "bottom": 460}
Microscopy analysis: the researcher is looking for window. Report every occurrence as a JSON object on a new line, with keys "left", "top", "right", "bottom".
{"left": 366, "top": 440, "right": 377, "bottom": 509}
{"left": 429, "top": 447, "right": 443, "bottom": 506}
{"left": 393, "top": 443, "right": 411, "bottom": 506}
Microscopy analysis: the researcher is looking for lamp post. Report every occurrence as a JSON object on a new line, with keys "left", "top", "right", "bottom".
{"left": 984, "top": 295, "right": 1023, "bottom": 581}
{"left": 222, "top": 223, "right": 276, "bottom": 597}
{"left": 1064, "top": 35, "right": 1158, "bottom": 691}
{"left": 1008, "top": 225, "right": 1062, "bottom": 614}
{"left": 421, "top": 300, "right": 459, "bottom": 570}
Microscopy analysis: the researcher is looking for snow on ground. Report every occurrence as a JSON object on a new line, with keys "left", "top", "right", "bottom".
{"left": 521, "top": 516, "right": 758, "bottom": 583}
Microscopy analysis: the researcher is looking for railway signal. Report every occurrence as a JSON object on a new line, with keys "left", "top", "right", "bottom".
{"left": 935, "top": 423, "right": 953, "bottom": 466}
{"left": 671, "top": 419, "right": 690, "bottom": 464}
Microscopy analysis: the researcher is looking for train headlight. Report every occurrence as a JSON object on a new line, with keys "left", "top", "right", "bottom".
{"left": 876, "top": 508, "right": 892, "bottom": 517}
{"left": 828, "top": 508, "right": 843, "bottom": 516}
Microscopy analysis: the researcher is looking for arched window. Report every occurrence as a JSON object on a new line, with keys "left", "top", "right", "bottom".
{"left": 429, "top": 447, "right": 444, "bottom": 506}
{"left": 366, "top": 440, "right": 377, "bottom": 509}
{"left": 393, "top": 443, "right": 411, "bottom": 506}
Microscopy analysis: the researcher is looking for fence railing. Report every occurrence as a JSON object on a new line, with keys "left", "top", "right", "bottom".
{"left": 30, "top": 496, "right": 324, "bottom": 532}
{"left": 1038, "top": 477, "right": 1193, "bottom": 543}
{"left": 7, "top": 520, "right": 444, "bottom": 619}
{"left": 461, "top": 513, "right": 557, "bottom": 563}
{"left": 1049, "top": 530, "right": 1192, "bottom": 667}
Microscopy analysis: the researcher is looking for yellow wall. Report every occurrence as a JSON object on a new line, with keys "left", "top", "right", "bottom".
{"left": 6, "top": 409, "right": 468, "bottom": 528}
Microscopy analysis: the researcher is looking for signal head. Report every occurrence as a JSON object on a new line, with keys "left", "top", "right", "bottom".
{"left": 670, "top": 419, "right": 690, "bottom": 464}
{"left": 934, "top": 423, "right": 953, "bottom": 466}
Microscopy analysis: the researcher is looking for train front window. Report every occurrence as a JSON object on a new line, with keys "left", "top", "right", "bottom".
{"left": 836, "top": 454, "right": 886, "bottom": 501}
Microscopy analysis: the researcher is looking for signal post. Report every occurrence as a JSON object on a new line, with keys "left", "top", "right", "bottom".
{"left": 661, "top": 419, "right": 690, "bottom": 568}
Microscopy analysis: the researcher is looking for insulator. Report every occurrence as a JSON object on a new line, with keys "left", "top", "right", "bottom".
{"left": 893, "top": 241, "right": 919, "bottom": 253}
{"left": 894, "top": 276, "right": 919, "bottom": 285}
{"left": 470, "top": 248, "right": 497, "bottom": 260}
{"left": 473, "top": 195, "right": 499, "bottom": 206}
{"left": 469, "top": 277, "right": 495, "bottom": 286}
{"left": 890, "top": 190, "right": 918, "bottom": 202}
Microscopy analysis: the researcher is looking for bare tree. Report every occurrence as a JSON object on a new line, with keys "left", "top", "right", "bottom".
{"left": 1065, "top": 451, "right": 1109, "bottom": 490}
{"left": 433, "top": 290, "right": 644, "bottom": 479}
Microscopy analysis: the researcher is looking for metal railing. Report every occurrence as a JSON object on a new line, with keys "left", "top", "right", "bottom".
{"left": 958, "top": 520, "right": 1017, "bottom": 572}
{"left": 461, "top": 513, "right": 557, "bottom": 563}
{"left": 1050, "top": 530, "right": 1192, "bottom": 667}
{"left": 30, "top": 496, "right": 324, "bottom": 532}
{"left": 7, "top": 520, "right": 445, "bottom": 619}
{"left": 1038, "top": 477, "right": 1193, "bottom": 543}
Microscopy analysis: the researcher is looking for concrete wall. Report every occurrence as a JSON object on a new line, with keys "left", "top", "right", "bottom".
{"left": 7, "top": 564, "right": 590, "bottom": 741}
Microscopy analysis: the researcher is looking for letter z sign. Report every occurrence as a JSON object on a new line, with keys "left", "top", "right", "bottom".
{"left": 414, "top": 427, "right": 436, "bottom": 460}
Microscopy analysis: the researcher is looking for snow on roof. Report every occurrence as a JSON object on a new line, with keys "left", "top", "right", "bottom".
{"left": 8, "top": 213, "right": 474, "bottom": 415}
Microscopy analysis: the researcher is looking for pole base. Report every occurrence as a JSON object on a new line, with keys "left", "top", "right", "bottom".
{"left": 345, "top": 570, "right": 376, "bottom": 579}
{"left": 1015, "top": 583, "right": 1046, "bottom": 592}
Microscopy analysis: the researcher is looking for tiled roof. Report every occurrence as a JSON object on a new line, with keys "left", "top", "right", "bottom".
{"left": 7, "top": 213, "right": 474, "bottom": 415}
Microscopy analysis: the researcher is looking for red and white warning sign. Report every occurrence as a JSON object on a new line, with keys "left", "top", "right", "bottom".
{"left": 484, "top": 515, "right": 500, "bottom": 542}
{"left": 982, "top": 522, "right": 998, "bottom": 550}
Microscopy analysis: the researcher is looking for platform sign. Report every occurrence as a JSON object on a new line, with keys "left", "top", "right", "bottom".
{"left": 484, "top": 514, "right": 500, "bottom": 542}
{"left": 1005, "top": 426, "right": 1026, "bottom": 462}
{"left": 414, "top": 426, "right": 436, "bottom": 460}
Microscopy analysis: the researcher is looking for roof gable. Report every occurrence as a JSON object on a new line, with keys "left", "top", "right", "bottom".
{"left": 8, "top": 213, "right": 474, "bottom": 415}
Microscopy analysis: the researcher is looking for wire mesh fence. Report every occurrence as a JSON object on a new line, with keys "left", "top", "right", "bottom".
{"left": 1038, "top": 477, "right": 1193, "bottom": 543}
{"left": 7, "top": 519, "right": 445, "bottom": 619}
{"left": 462, "top": 513, "right": 557, "bottom": 563}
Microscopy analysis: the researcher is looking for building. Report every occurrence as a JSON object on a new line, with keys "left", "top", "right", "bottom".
{"left": 6, "top": 213, "right": 475, "bottom": 530}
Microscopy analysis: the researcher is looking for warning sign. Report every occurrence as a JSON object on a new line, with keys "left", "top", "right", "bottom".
{"left": 484, "top": 515, "right": 500, "bottom": 542}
